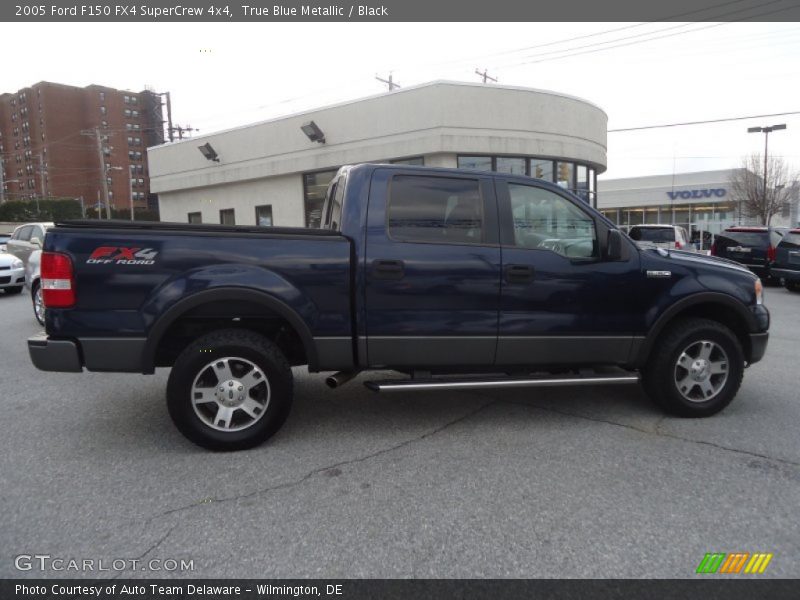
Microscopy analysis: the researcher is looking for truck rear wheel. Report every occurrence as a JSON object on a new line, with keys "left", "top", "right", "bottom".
{"left": 167, "top": 329, "right": 293, "bottom": 451}
{"left": 642, "top": 318, "right": 744, "bottom": 417}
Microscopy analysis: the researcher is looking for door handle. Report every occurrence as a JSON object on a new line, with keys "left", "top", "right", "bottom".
{"left": 504, "top": 264, "right": 534, "bottom": 284}
{"left": 371, "top": 259, "right": 405, "bottom": 280}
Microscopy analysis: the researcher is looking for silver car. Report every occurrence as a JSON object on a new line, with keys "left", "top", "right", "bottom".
{"left": 0, "top": 252, "right": 25, "bottom": 295}
{"left": 6, "top": 222, "right": 53, "bottom": 266}
{"left": 25, "top": 249, "right": 44, "bottom": 325}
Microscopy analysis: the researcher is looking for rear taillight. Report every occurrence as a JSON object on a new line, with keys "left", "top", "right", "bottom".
{"left": 675, "top": 241, "right": 682, "bottom": 249}
{"left": 710, "top": 243, "right": 717, "bottom": 256}
{"left": 767, "top": 245, "right": 776, "bottom": 262}
{"left": 41, "top": 252, "right": 75, "bottom": 308}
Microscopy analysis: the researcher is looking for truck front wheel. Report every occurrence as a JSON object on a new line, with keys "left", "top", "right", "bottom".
{"left": 642, "top": 318, "right": 744, "bottom": 417}
{"left": 167, "top": 329, "right": 293, "bottom": 451}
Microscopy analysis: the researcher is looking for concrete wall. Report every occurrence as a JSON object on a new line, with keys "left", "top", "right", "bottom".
{"left": 150, "top": 81, "right": 607, "bottom": 226}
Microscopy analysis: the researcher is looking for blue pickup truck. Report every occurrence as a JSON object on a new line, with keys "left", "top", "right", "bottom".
{"left": 29, "top": 164, "right": 770, "bottom": 450}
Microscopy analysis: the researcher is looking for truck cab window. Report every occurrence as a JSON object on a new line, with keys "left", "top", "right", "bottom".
{"left": 508, "top": 183, "right": 597, "bottom": 258}
{"left": 322, "top": 175, "right": 346, "bottom": 231}
{"left": 388, "top": 175, "right": 483, "bottom": 244}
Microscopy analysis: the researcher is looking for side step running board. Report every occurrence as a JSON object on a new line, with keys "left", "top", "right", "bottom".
{"left": 364, "top": 374, "right": 640, "bottom": 393}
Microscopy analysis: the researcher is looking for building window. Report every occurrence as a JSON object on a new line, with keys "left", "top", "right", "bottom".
{"left": 188, "top": 212, "right": 202, "bottom": 224}
{"left": 556, "top": 162, "right": 574, "bottom": 190}
{"left": 303, "top": 170, "right": 337, "bottom": 228}
{"left": 220, "top": 208, "right": 235, "bottom": 225}
{"left": 458, "top": 156, "right": 492, "bottom": 171}
{"left": 99, "top": 92, "right": 105, "bottom": 101}
{"left": 100, "top": 106, "right": 107, "bottom": 115}
{"left": 124, "top": 95, "right": 130, "bottom": 104}
{"left": 496, "top": 157, "right": 526, "bottom": 175}
{"left": 575, "top": 164, "right": 589, "bottom": 203}
{"left": 388, "top": 175, "right": 484, "bottom": 244}
{"left": 255, "top": 205, "right": 273, "bottom": 227}
{"left": 390, "top": 157, "right": 424, "bottom": 166}
{"left": 124, "top": 109, "right": 131, "bottom": 117}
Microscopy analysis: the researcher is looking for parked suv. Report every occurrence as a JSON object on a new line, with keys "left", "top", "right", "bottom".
{"left": 6, "top": 222, "right": 53, "bottom": 266}
{"left": 772, "top": 228, "right": 800, "bottom": 292}
{"left": 711, "top": 227, "right": 787, "bottom": 283}
{"left": 628, "top": 224, "right": 692, "bottom": 251}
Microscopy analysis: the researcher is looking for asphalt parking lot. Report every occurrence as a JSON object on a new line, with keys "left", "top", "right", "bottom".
{"left": 1, "top": 286, "right": 798, "bottom": 579}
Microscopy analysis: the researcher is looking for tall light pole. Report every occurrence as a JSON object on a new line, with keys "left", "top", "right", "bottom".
{"left": 748, "top": 124, "right": 786, "bottom": 224}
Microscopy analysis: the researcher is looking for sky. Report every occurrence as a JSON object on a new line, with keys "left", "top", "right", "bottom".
{"left": 2, "top": 21, "right": 799, "bottom": 180}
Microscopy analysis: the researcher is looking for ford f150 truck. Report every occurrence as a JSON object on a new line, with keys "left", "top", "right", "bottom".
{"left": 28, "top": 164, "right": 770, "bottom": 450}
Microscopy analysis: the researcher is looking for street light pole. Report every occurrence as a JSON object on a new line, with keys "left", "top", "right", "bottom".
{"left": 748, "top": 124, "right": 787, "bottom": 225}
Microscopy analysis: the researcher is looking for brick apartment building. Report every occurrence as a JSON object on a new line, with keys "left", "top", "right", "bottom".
{"left": 0, "top": 81, "right": 165, "bottom": 215}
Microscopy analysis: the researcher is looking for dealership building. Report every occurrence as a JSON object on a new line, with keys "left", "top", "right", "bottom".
{"left": 598, "top": 170, "right": 800, "bottom": 236}
{"left": 148, "top": 81, "right": 608, "bottom": 226}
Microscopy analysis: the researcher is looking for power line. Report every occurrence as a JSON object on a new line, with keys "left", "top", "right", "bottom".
{"left": 501, "top": 2, "right": 800, "bottom": 69}
{"left": 609, "top": 110, "right": 800, "bottom": 132}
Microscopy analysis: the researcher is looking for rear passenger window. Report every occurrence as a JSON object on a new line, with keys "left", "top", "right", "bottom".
{"left": 17, "top": 226, "right": 33, "bottom": 241}
{"left": 388, "top": 175, "right": 483, "bottom": 244}
{"left": 508, "top": 184, "right": 597, "bottom": 258}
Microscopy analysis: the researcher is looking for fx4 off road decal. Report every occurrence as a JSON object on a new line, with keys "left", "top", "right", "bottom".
{"left": 87, "top": 246, "right": 159, "bottom": 265}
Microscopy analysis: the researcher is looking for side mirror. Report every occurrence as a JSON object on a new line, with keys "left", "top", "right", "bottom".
{"left": 606, "top": 229, "right": 622, "bottom": 261}
{"left": 30, "top": 237, "right": 42, "bottom": 248}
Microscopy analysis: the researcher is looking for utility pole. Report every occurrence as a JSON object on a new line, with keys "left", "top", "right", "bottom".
{"left": 376, "top": 73, "right": 400, "bottom": 91}
{"left": 475, "top": 68, "right": 497, "bottom": 84}
{"left": 82, "top": 127, "right": 112, "bottom": 219}
{"left": 37, "top": 152, "right": 47, "bottom": 203}
{"left": 165, "top": 91, "right": 174, "bottom": 142}
{"left": 128, "top": 172, "right": 134, "bottom": 220}
{"left": 0, "top": 158, "right": 5, "bottom": 203}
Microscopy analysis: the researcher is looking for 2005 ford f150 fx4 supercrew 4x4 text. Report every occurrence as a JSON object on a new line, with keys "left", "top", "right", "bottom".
{"left": 28, "top": 164, "right": 770, "bottom": 450}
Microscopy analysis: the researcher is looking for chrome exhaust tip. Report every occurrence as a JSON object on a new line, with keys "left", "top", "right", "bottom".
{"left": 325, "top": 371, "right": 359, "bottom": 389}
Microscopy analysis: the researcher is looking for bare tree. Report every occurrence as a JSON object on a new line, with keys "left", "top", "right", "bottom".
{"left": 729, "top": 154, "right": 796, "bottom": 225}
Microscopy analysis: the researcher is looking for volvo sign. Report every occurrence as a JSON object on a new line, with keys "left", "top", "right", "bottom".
{"left": 667, "top": 189, "right": 727, "bottom": 200}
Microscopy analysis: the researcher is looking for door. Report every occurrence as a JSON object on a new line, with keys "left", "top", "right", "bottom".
{"left": 8, "top": 225, "right": 34, "bottom": 264}
{"left": 495, "top": 180, "right": 642, "bottom": 366}
{"left": 364, "top": 169, "right": 501, "bottom": 368}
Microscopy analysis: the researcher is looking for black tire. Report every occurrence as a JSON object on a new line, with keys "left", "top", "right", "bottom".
{"left": 5, "top": 286, "right": 23, "bottom": 295}
{"left": 31, "top": 282, "right": 45, "bottom": 326}
{"left": 642, "top": 318, "right": 744, "bottom": 418}
{"left": 785, "top": 281, "right": 800, "bottom": 293}
{"left": 167, "top": 328, "right": 293, "bottom": 451}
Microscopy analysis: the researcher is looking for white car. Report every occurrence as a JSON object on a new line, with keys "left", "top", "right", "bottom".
{"left": 25, "top": 249, "right": 44, "bottom": 325}
{"left": 0, "top": 252, "right": 25, "bottom": 295}
{"left": 627, "top": 224, "right": 694, "bottom": 252}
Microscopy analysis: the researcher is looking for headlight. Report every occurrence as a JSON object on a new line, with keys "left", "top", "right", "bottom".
{"left": 755, "top": 278, "right": 763, "bottom": 305}
{"left": 11, "top": 258, "right": 23, "bottom": 270}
